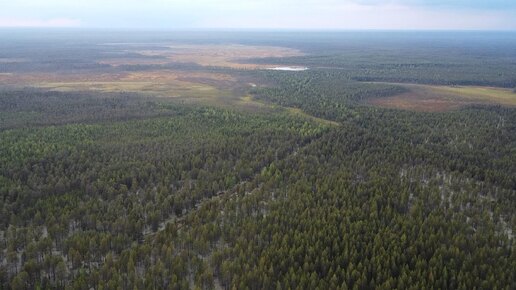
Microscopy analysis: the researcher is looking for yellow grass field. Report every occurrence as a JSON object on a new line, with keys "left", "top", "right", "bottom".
{"left": 0, "top": 70, "right": 239, "bottom": 101}
{"left": 369, "top": 83, "right": 516, "bottom": 112}
{"left": 0, "top": 44, "right": 305, "bottom": 110}
{"left": 431, "top": 86, "right": 516, "bottom": 106}
{"left": 99, "top": 44, "right": 304, "bottom": 69}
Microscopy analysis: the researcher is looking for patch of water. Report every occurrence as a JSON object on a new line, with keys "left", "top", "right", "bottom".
{"left": 267, "top": 66, "right": 308, "bottom": 71}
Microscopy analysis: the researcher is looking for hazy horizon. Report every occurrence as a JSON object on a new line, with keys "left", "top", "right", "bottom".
{"left": 1, "top": 0, "right": 515, "bottom": 31}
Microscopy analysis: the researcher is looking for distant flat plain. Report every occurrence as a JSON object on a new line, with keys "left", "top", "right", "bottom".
{"left": 0, "top": 41, "right": 514, "bottom": 113}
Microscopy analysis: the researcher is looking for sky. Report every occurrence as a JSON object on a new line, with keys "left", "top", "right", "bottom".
{"left": 0, "top": 0, "right": 515, "bottom": 30}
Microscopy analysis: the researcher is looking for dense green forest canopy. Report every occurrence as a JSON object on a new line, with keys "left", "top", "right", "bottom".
{"left": 0, "top": 31, "right": 515, "bottom": 289}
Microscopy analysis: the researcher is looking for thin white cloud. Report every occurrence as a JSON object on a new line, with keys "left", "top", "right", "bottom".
{"left": 0, "top": 17, "right": 81, "bottom": 27}
{"left": 199, "top": 3, "right": 516, "bottom": 30}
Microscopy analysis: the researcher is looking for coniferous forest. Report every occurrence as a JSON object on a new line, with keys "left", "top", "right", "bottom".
{"left": 0, "top": 31, "right": 515, "bottom": 289}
